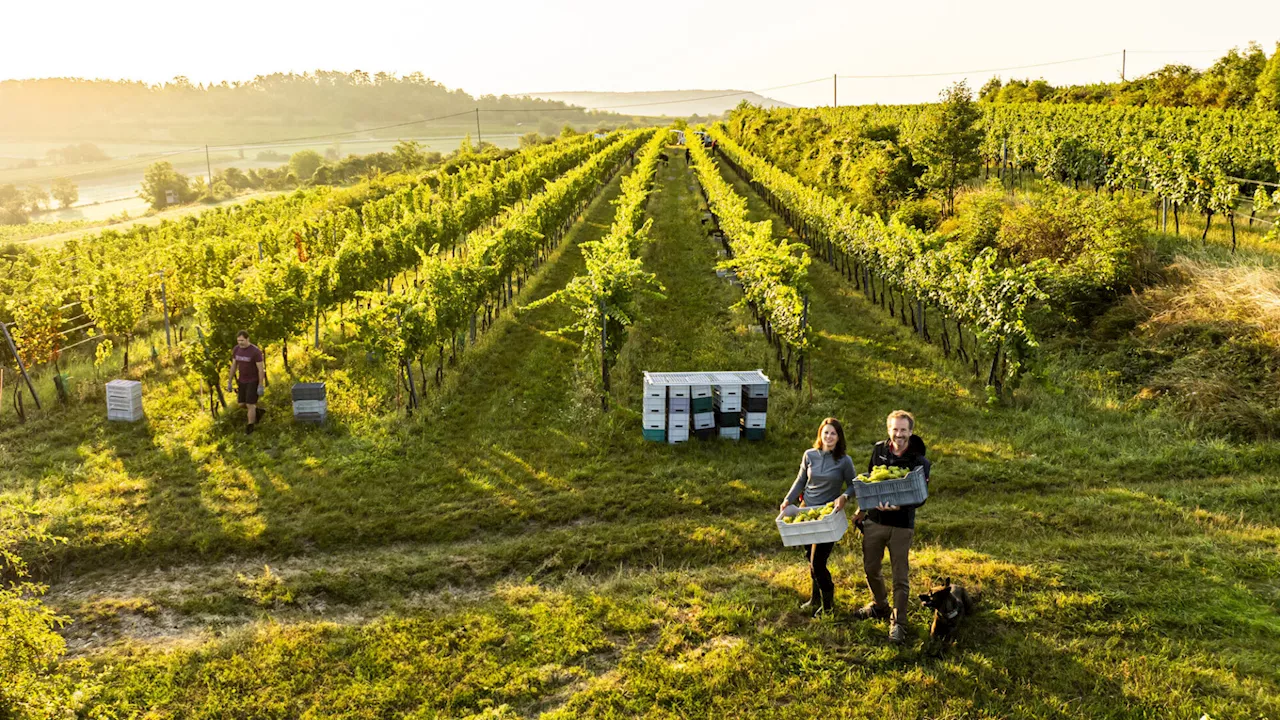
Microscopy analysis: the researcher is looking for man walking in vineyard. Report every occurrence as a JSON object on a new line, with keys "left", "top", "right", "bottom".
{"left": 853, "top": 410, "right": 931, "bottom": 643}
{"left": 228, "top": 330, "right": 267, "bottom": 434}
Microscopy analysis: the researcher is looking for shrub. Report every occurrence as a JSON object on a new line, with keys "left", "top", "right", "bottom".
{"left": 890, "top": 197, "right": 943, "bottom": 232}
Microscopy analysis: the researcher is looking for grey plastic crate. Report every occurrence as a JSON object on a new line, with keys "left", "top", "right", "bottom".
{"left": 292, "top": 382, "right": 326, "bottom": 401}
{"left": 852, "top": 466, "right": 928, "bottom": 511}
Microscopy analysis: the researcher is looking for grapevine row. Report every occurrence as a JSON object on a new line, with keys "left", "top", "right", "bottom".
{"left": 349, "top": 131, "right": 654, "bottom": 410}
{"left": 686, "top": 130, "right": 812, "bottom": 387}
{"left": 186, "top": 133, "right": 628, "bottom": 398}
{"left": 532, "top": 129, "right": 669, "bottom": 408}
{"left": 705, "top": 125, "right": 1046, "bottom": 390}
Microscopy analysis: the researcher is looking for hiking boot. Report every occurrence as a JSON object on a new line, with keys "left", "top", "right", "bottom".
{"left": 246, "top": 423, "right": 256, "bottom": 435}
{"left": 889, "top": 623, "right": 909, "bottom": 644}
{"left": 852, "top": 602, "right": 890, "bottom": 620}
{"left": 256, "top": 407, "right": 266, "bottom": 424}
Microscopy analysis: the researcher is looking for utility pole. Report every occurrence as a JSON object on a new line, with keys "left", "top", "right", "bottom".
{"left": 205, "top": 145, "right": 213, "bottom": 191}
{"left": 1121, "top": 49, "right": 1126, "bottom": 82}
{"left": 833, "top": 74, "right": 837, "bottom": 107}
{"left": 475, "top": 108, "right": 482, "bottom": 149}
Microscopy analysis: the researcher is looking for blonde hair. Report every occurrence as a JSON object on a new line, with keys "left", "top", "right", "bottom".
{"left": 886, "top": 410, "right": 915, "bottom": 431}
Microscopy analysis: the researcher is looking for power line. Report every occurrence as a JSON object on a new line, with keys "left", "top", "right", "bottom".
{"left": 503, "top": 78, "right": 832, "bottom": 111}
{"left": 839, "top": 50, "right": 1121, "bottom": 78}
{"left": 23, "top": 145, "right": 205, "bottom": 180}
{"left": 209, "top": 109, "right": 478, "bottom": 149}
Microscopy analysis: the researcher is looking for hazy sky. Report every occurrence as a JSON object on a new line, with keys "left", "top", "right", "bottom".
{"left": 5, "top": 0, "right": 1280, "bottom": 106}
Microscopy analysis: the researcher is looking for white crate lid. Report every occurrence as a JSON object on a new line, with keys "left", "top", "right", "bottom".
{"left": 643, "top": 369, "right": 769, "bottom": 386}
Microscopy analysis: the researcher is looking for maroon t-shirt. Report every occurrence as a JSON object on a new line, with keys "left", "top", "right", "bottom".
{"left": 232, "top": 344, "right": 264, "bottom": 383}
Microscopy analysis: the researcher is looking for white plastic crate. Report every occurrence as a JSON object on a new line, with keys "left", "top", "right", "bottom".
{"left": 746, "top": 383, "right": 770, "bottom": 398}
{"left": 667, "top": 416, "right": 688, "bottom": 432}
{"left": 643, "top": 382, "right": 666, "bottom": 399}
{"left": 644, "top": 370, "right": 769, "bottom": 389}
{"left": 719, "top": 426, "right": 741, "bottom": 440}
{"left": 776, "top": 505, "right": 849, "bottom": 547}
{"left": 690, "top": 384, "right": 712, "bottom": 399}
{"left": 643, "top": 416, "right": 665, "bottom": 430}
{"left": 693, "top": 412, "right": 715, "bottom": 430}
{"left": 642, "top": 397, "right": 666, "bottom": 413}
{"left": 745, "top": 412, "right": 767, "bottom": 429}
{"left": 105, "top": 380, "right": 144, "bottom": 422}
{"left": 715, "top": 397, "right": 742, "bottom": 413}
{"left": 293, "top": 400, "right": 327, "bottom": 414}
{"left": 669, "top": 397, "right": 690, "bottom": 414}
{"left": 668, "top": 426, "right": 690, "bottom": 444}
{"left": 669, "top": 385, "right": 690, "bottom": 398}
{"left": 713, "top": 384, "right": 741, "bottom": 399}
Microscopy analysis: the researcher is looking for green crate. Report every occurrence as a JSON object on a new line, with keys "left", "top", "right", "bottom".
{"left": 643, "top": 428, "right": 667, "bottom": 443}
{"left": 691, "top": 396, "right": 713, "bottom": 413}
{"left": 745, "top": 428, "right": 767, "bottom": 441}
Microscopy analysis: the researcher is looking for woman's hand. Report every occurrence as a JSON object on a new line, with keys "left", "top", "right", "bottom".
{"left": 875, "top": 503, "right": 901, "bottom": 511}
{"left": 833, "top": 495, "right": 848, "bottom": 512}
{"left": 779, "top": 499, "right": 791, "bottom": 512}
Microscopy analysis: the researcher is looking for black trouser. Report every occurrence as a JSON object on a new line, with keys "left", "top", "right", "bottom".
{"left": 807, "top": 542, "right": 836, "bottom": 609}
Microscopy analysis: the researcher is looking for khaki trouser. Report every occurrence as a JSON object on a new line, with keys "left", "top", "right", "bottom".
{"left": 861, "top": 520, "right": 914, "bottom": 626}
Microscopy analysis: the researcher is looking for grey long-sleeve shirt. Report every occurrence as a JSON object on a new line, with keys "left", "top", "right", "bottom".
{"left": 785, "top": 449, "right": 857, "bottom": 506}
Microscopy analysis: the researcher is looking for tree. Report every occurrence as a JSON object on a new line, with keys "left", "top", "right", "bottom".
{"left": 50, "top": 177, "right": 78, "bottom": 208}
{"left": 1, "top": 514, "right": 86, "bottom": 717}
{"left": 218, "top": 167, "right": 250, "bottom": 189}
{"left": 1256, "top": 43, "right": 1280, "bottom": 111}
{"left": 392, "top": 140, "right": 427, "bottom": 171}
{"left": 1188, "top": 43, "right": 1267, "bottom": 108}
{"left": 0, "top": 184, "right": 27, "bottom": 224}
{"left": 913, "top": 81, "right": 983, "bottom": 215}
{"left": 22, "top": 185, "right": 49, "bottom": 214}
{"left": 139, "top": 161, "right": 195, "bottom": 209}
{"left": 978, "top": 77, "right": 1003, "bottom": 102}
{"left": 288, "top": 149, "right": 324, "bottom": 182}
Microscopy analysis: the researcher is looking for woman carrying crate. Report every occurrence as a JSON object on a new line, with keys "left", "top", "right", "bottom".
{"left": 780, "top": 417, "right": 857, "bottom": 618}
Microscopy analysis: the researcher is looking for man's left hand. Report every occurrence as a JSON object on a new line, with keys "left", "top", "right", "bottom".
{"left": 876, "top": 503, "right": 900, "bottom": 511}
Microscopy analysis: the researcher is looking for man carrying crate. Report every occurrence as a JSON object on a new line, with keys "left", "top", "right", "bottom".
{"left": 853, "top": 410, "right": 931, "bottom": 643}
{"left": 228, "top": 330, "right": 267, "bottom": 434}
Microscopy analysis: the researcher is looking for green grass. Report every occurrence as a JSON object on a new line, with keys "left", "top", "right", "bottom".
{"left": 1, "top": 153, "right": 1278, "bottom": 718}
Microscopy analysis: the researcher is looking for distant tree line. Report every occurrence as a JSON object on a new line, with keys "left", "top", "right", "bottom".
{"left": 0, "top": 71, "right": 601, "bottom": 139}
{"left": 137, "top": 135, "right": 536, "bottom": 211}
{"left": 979, "top": 42, "right": 1280, "bottom": 111}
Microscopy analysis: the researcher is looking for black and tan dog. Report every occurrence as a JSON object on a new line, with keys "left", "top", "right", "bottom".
{"left": 919, "top": 578, "right": 976, "bottom": 648}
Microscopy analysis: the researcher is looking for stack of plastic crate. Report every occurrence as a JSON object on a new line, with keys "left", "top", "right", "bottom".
{"left": 641, "top": 371, "right": 769, "bottom": 444}
{"left": 744, "top": 382, "right": 769, "bottom": 440}
{"left": 291, "top": 382, "right": 327, "bottom": 423}
{"left": 667, "top": 384, "right": 690, "bottom": 444}
{"left": 713, "top": 382, "right": 742, "bottom": 440}
{"left": 105, "top": 380, "right": 144, "bottom": 422}
{"left": 642, "top": 381, "right": 666, "bottom": 442}
{"left": 691, "top": 383, "right": 715, "bottom": 440}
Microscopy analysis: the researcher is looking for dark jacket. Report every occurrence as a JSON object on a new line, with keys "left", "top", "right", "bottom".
{"left": 864, "top": 435, "right": 930, "bottom": 529}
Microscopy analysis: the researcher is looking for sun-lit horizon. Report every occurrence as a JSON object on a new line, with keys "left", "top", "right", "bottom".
{"left": 5, "top": 0, "right": 1279, "bottom": 107}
